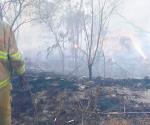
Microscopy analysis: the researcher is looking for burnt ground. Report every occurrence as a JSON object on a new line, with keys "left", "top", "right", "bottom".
{"left": 11, "top": 71, "right": 150, "bottom": 125}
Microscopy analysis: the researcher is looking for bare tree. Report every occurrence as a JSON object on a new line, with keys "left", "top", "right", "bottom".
{"left": 80, "top": 0, "right": 120, "bottom": 79}
{"left": 35, "top": 0, "right": 70, "bottom": 74}
{"left": 65, "top": 0, "right": 84, "bottom": 75}
{"left": 0, "top": 0, "right": 35, "bottom": 32}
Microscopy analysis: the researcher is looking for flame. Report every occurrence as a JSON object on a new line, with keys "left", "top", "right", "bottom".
{"left": 74, "top": 44, "right": 78, "bottom": 49}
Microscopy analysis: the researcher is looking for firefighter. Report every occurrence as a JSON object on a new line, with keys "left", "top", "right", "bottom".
{"left": 0, "top": 20, "right": 26, "bottom": 125}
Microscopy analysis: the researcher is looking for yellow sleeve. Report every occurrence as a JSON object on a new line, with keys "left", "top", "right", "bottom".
{"left": 8, "top": 29, "right": 25, "bottom": 76}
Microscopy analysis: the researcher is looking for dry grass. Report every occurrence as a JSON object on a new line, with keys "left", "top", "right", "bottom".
{"left": 105, "top": 118, "right": 131, "bottom": 125}
{"left": 104, "top": 118, "right": 150, "bottom": 125}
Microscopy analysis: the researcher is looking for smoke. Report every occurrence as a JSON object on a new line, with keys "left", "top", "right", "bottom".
{"left": 118, "top": 30, "right": 147, "bottom": 60}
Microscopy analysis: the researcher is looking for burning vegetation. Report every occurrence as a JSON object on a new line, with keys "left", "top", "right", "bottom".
{"left": 12, "top": 71, "right": 150, "bottom": 125}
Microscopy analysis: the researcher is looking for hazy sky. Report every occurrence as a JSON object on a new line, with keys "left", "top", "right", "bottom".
{"left": 111, "top": 0, "right": 150, "bottom": 32}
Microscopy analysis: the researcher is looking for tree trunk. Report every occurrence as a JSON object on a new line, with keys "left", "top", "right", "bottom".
{"left": 0, "top": 5, "right": 2, "bottom": 21}
{"left": 88, "top": 64, "right": 92, "bottom": 80}
{"left": 75, "top": 48, "right": 78, "bottom": 74}
{"left": 62, "top": 52, "right": 65, "bottom": 75}
{"left": 81, "top": 113, "right": 84, "bottom": 125}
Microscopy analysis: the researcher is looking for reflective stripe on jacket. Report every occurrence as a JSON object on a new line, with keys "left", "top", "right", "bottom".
{"left": 0, "top": 21, "right": 25, "bottom": 88}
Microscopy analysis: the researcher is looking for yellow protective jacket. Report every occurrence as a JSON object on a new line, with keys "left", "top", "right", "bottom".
{"left": 0, "top": 21, "right": 25, "bottom": 88}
